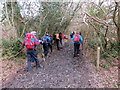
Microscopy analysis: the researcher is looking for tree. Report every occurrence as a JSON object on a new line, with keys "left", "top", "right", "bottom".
{"left": 113, "top": 1, "right": 120, "bottom": 61}
{"left": 1, "top": 1, "right": 81, "bottom": 59}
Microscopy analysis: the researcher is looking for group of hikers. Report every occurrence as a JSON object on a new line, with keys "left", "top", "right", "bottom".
{"left": 22, "top": 31, "right": 83, "bottom": 72}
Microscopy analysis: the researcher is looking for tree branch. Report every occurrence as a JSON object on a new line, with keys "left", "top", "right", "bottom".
{"left": 83, "top": 14, "right": 88, "bottom": 26}
{"left": 113, "top": 1, "right": 119, "bottom": 28}
{"left": 85, "top": 12, "right": 108, "bottom": 26}
{"left": 89, "top": 21, "right": 103, "bottom": 48}
{"left": 5, "top": 1, "right": 12, "bottom": 26}
{"left": 11, "top": 1, "right": 15, "bottom": 27}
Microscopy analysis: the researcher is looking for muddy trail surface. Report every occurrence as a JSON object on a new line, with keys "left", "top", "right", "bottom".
{"left": 3, "top": 42, "right": 97, "bottom": 88}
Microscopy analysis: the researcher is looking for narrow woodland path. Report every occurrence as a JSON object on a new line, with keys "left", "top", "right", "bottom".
{"left": 3, "top": 41, "right": 98, "bottom": 88}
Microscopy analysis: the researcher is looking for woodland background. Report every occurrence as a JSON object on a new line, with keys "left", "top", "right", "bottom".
{"left": 0, "top": 0, "right": 119, "bottom": 88}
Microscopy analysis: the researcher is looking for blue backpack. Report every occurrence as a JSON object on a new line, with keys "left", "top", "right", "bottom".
{"left": 42, "top": 36, "right": 51, "bottom": 44}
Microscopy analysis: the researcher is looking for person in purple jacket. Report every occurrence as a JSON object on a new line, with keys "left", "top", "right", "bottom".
{"left": 22, "top": 33, "right": 41, "bottom": 72}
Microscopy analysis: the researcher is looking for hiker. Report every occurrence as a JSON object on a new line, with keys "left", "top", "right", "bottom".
{"left": 70, "top": 31, "right": 75, "bottom": 38}
{"left": 79, "top": 32, "right": 83, "bottom": 50}
{"left": 41, "top": 34, "right": 51, "bottom": 56}
{"left": 59, "top": 32, "right": 63, "bottom": 47}
{"left": 31, "top": 31, "right": 38, "bottom": 40}
{"left": 45, "top": 32, "right": 53, "bottom": 52}
{"left": 59, "top": 32, "right": 68, "bottom": 47}
{"left": 62, "top": 33, "right": 68, "bottom": 46}
{"left": 53, "top": 33, "right": 60, "bottom": 50}
{"left": 31, "top": 31, "right": 39, "bottom": 62}
{"left": 72, "top": 31, "right": 83, "bottom": 57}
{"left": 48, "top": 35, "right": 53, "bottom": 52}
{"left": 22, "top": 33, "right": 41, "bottom": 72}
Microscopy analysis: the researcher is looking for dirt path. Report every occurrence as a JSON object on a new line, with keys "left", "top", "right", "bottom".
{"left": 3, "top": 42, "right": 98, "bottom": 88}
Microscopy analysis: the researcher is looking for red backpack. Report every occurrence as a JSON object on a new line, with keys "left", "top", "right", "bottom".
{"left": 25, "top": 33, "right": 35, "bottom": 49}
{"left": 74, "top": 34, "right": 80, "bottom": 42}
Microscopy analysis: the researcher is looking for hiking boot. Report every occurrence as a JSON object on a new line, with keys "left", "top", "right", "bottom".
{"left": 27, "top": 69, "right": 30, "bottom": 72}
{"left": 47, "top": 53, "right": 50, "bottom": 57}
{"left": 40, "top": 64, "right": 44, "bottom": 68}
{"left": 57, "top": 48, "right": 60, "bottom": 50}
{"left": 77, "top": 53, "right": 79, "bottom": 56}
{"left": 44, "top": 54, "right": 47, "bottom": 57}
{"left": 36, "top": 65, "right": 41, "bottom": 69}
{"left": 73, "top": 54, "right": 76, "bottom": 58}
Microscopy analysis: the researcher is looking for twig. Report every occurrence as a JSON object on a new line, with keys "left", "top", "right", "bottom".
{"left": 8, "top": 48, "right": 23, "bottom": 60}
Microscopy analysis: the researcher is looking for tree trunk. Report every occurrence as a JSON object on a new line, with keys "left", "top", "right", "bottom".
{"left": 118, "top": 3, "right": 120, "bottom": 61}
{"left": 5, "top": 1, "right": 12, "bottom": 26}
{"left": 117, "top": 2, "right": 120, "bottom": 88}
{"left": 11, "top": 1, "right": 15, "bottom": 27}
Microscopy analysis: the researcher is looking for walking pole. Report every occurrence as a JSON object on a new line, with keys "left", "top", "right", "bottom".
{"left": 97, "top": 47, "right": 100, "bottom": 71}
{"left": 39, "top": 43, "right": 45, "bottom": 68}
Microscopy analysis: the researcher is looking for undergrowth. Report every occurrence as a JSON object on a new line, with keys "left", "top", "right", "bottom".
{"left": 2, "top": 38, "right": 25, "bottom": 61}
{"left": 88, "top": 39, "right": 119, "bottom": 70}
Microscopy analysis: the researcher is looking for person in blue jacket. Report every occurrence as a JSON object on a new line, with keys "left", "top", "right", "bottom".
{"left": 41, "top": 34, "right": 51, "bottom": 57}
{"left": 72, "top": 31, "right": 83, "bottom": 57}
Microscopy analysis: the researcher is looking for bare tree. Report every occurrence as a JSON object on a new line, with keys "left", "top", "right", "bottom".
{"left": 112, "top": 1, "right": 120, "bottom": 61}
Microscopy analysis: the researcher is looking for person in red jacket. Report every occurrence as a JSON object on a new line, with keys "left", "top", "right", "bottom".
{"left": 22, "top": 33, "right": 41, "bottom": 72}
{"left": 59, "top": 32, "right": 68, "bottom": 47}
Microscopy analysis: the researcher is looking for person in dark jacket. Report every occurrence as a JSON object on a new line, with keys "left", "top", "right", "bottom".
{"left": 70, "top": 31, "right": 75, "bottom": 38}
{"left": 45, "top": 32, "right": 53, "bottom": 52}
{"left": 48, "top": 35, "right": 53, "bottom": 52}
{"left": 59, "top": 32, "right": 63, "bottom": 47}
{"left": 41, "top": 34, "right": 51, "bottom": 56}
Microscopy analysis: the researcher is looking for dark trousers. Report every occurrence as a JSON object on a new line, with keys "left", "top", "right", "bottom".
{"left": 60, "top": 39, "right": 62, "bottom": 46}
{"left": 27, "top": 49, "right": 40, "bottom": 72}
{"left": 48, "top": 43, "right": 52, "bottom": 52}
{"left": 56, "top": 39, "right": 60, "bottom": 50}
{"left": 74, "top": 43, "right": 80, "bottom": 56}
{"left": 43, "top": 43, "right": 49, "bottom": 56}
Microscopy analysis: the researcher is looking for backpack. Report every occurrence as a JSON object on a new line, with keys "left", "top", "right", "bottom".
{"left": 55, "top": 34, "right": 59, "bottom": 39}
{"left": 25, "top": 33, "right": 35, "bottom": 49}
{"left": 74, "top": 34, "right": 80, "bottom": 42}
{"left": 48, "top": 37, "right": 52, "bottom": 43}
{"left": 42, "top": 36, "right": 51, "bottom": 44}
